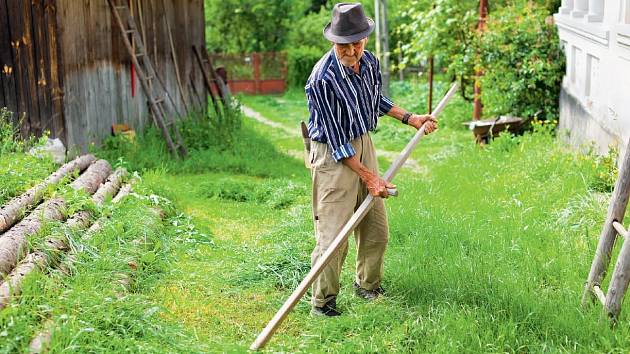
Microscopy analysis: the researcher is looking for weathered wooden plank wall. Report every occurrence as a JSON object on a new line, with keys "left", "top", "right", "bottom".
{"left": 57, "top": 0, "right": 206, "bottom": 153}
{"left": 0, "top": 0, "right": 206, "bottom": 153}
{"left": 0, "top": 0, "right": 65, "bottom": 140}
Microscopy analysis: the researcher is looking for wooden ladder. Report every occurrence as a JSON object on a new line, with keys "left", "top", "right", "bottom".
{"left": 193, "top": 45, "right": 231, "bottom": 111}
{"left": 108, "top": 0, "right": 187, "bottom": 158}
{"left": 583, "top": 138, "right": 630, "bottom": 321}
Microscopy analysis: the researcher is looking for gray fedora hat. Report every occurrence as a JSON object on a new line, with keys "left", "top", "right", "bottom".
{"left": 323, "top": 3, "right": 375, "bottom": 44}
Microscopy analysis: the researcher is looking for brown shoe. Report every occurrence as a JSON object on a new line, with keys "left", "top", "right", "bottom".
{"left": 353, "top": 281, "right": 385, "bottom": 301}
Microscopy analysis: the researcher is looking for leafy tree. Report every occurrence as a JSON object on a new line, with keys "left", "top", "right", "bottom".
{"left": 397, "top": 0, "right": 478, "bottom": 99}
{"left": 205, "top": 0, "right": 295, "bottom": 53}
{"left": 304, "top": 0, "right": 330, "bottom": 14}
{"left": 397, "top": 0, "right": 564, "bottom": 118}
{"left": 287, "top": 8, "right": 331, "bottom": 53}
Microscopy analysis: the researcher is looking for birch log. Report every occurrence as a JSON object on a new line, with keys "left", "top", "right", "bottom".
{"left": 85, "top": 182, "right": 135, "bottom": 237}
{"left": 0, "top": 252, "right": 47, "bottom": 309}
{"left": 28, "top": 319, "right": 54, "bottom": 354}
{"left": 66, "top": 168, "right": 128, "bottom": 231}
{"left": 0, "top": 154, "right": 96, "bottom": 233}
{"left": 0, "top": 160, "right": 112, "bottom": 276}
{"left": 28, "top": 182, "right": 146, "bottom": 352}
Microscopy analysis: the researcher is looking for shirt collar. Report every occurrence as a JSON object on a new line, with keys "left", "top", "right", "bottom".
{"left": 331, "top": 48, "right": 366, "bottom": 80}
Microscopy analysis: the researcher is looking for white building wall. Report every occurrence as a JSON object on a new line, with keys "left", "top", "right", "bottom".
{"left": 555, "top": 0, "right": 630, "bottom": 155}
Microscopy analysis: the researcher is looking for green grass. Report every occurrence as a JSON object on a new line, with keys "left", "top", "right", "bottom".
{"left": 1, "top": 77, "right": 626, "bottom": 352}
{"left": 0, "top": 153, "right": 56, "bottom": 205}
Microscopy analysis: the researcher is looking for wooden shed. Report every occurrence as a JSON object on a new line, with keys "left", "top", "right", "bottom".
{"left": 0, "top": 0, "right": 207, "bottom": 153}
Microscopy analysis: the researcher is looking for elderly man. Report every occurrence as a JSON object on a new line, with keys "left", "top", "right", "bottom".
{"left": 306, "top": 2, "right": 437, "bottom": 317}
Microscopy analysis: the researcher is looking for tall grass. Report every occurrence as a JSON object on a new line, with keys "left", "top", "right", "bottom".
{"left": 0, "top": 108, "right": 55, "bottom": 205}
{"left": 3, "top": 79, "right": 625, "bottom": 352}
{"left": 235, "top": 82, "right": 625, "bottom": 352}
{"left": 95, "top": 106, "right": 303, "bottom": 179}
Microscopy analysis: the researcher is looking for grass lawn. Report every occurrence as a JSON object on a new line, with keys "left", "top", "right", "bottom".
{"left": 1, "top": 79, "right": 628, "bottom": 352}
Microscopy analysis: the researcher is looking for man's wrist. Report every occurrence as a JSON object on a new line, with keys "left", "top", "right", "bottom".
{"left": 358, "top": 168, "right": 377, "bottom": 184}
{"left": 402, "top": 112, "right": 412, "bottom": 125}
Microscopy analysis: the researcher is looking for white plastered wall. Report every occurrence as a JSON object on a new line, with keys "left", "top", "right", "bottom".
{"left": 555, "top": 0, "right": 630, "bottom": 155}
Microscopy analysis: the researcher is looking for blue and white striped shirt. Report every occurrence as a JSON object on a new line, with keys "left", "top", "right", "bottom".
{"left": 305, "top": 49, "right": 394, "bottom": 162}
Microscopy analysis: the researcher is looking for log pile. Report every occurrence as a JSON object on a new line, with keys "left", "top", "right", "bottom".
{"left": 0, "top": 160, "right": 112, "bottom": 276}
{"left": 0, "top": 154, "right": 162, "bottom": 351}
{"left": 28, "top": 179, "right": 145, "bottom": 354}
{"left": 0, "top": 167, "right": 131, "bottom": 311}
{"left": 0, "top": 157, "right": 131, "bottom": 310}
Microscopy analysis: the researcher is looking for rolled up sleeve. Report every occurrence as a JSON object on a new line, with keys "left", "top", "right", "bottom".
{"left": 378, "top": 94, "right": 394, "bottom": 116}
{"left": 310, "top": 80, "right": 355, "bottom": 162}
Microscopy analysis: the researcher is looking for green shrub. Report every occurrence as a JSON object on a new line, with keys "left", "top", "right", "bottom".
{"left": 398, "top": 0, "right": 564, "bottom": 120}
{"left": 180, "top": 103, "right": 243, "bottom": 151}
{"left": 205, "top": 0, "right": 293, "bottom": 53}
{"left": 96, "top": 105, "right": 244, "bottom": 172}
{"left": 200, "top": 178, "right": 256, "bottom": 202}
{"left": 480, "top": 3, "right": 564, "bottom": 119}
{"left": 285, "top": 7, "right": 331, "bottom": 88}
{"left": 398, "top": 0, "right": 478, "bottom": 99}
{"left": 588, "top": 145, "right": 619, "bottom": 193}
{"left": 287, "top": 9, "right": 331, "bottom": 53}
{"left": 287, "top": 46, "right": 324, "bottom": 88}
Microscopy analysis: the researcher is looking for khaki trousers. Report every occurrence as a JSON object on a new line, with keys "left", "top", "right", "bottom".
{"left": 309, "top": 133, "right": 389, "bottom": 307}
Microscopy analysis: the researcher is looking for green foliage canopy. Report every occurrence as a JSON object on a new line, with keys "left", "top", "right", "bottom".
{"left": 480, "top": 4, "right": 564, "bottom": 119}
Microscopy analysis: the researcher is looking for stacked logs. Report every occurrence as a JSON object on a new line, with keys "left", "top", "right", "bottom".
{"left": 0, "top": 156, "right": 134, "bottom": 311}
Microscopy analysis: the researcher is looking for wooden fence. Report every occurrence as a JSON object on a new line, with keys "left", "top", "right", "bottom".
{"left": 209, "top": 52, "right": 287, "bottom": 95}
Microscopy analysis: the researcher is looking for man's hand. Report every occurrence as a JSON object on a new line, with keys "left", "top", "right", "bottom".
{"left": 364, "top": 173, "right": 396, "bottom": 198}
{"left": 342, "top": 155, "right": 396, "bottom": 198}
{"left": 408, "top": 114, "right": 438, "bottom": 134}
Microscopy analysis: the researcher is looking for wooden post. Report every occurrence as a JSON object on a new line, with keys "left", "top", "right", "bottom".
{"left": 397, "top": 41, "right": 403, "bottom": 81}
{"left": 605, "top": 229, "right": 630, "bottom": 319}
{"left": 380, "top": 0, "right": 390, "bottom": 97}
{"left": 252, "top": 52, "right": 261, "bottom": 95}
{"left": 582, "top": 138, "right": 630, "bottom": 306}
{"left": 249, "top": 83, "right": 458, "bottom": 351}
{"left": 473, "top": 0, "right": 488, "bottom": 120}
{"left": 427, "top": 55, "right": 434, "bottom": 113}
{"left": 374, "top": 0, "right": 381, "bottom": 63}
